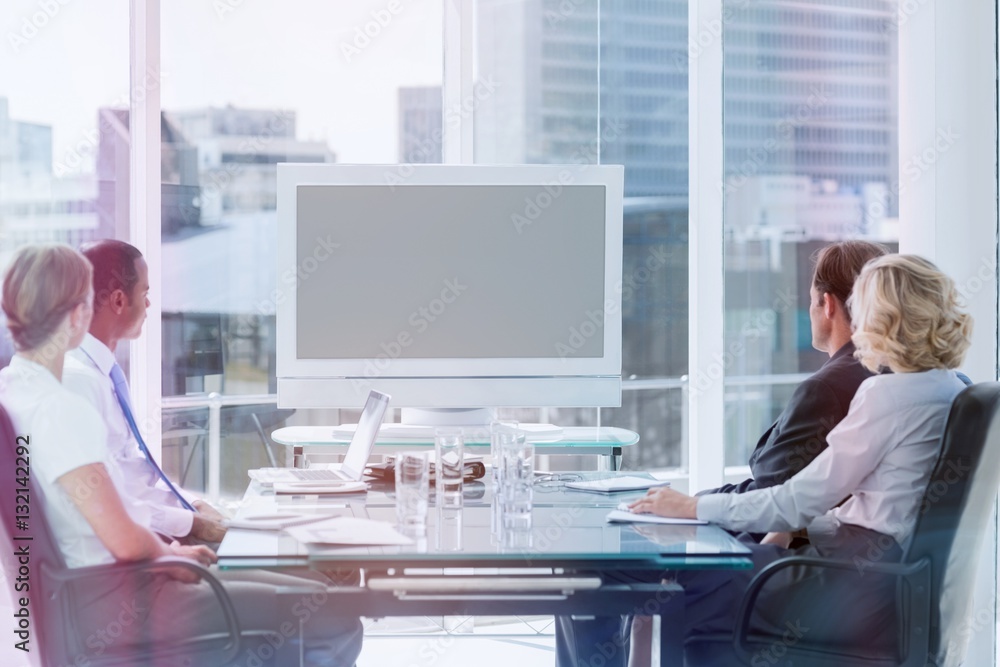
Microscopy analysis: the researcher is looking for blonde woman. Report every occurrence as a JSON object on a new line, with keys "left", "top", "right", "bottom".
{"left": 0, "top": 244, "right": 361, "bottom": 666}
{"left": 558, "top": 254, "right": 973, "bottom": 665}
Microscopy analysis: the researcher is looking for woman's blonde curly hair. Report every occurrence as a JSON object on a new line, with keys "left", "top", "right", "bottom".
{"left": 849, "top": 254, "right": 972, "bottom": 373}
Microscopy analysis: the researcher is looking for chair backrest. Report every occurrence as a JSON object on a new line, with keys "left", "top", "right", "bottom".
{"left": 0, "top": 402, "right": 81, "bottom": 663}
{"left": 903, "top": 382, "right": 1000, "bottom": 667}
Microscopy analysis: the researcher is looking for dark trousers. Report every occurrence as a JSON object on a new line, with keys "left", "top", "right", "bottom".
{"left": 555, "top": 523, "right": 903, "bottom": 667}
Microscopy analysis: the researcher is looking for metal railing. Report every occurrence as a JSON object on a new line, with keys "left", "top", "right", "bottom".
{"left": 162, "top": 393, "right": 277, "bottom": 498}
{"left": 160, "top": 373, "right": 811, "bottom": 499}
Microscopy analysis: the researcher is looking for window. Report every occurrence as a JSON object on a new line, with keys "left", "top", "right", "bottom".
{"left": 721, "top": 0, "right": 900, "bottom": 467}
{"left": 159, "top": 0, "right": 443, "bottom": 495}
{"left": 0, "top": 0, "right": 129, "bottom": 365}
{"left": 476, "top": 0, "right": 690, "bottom": 469}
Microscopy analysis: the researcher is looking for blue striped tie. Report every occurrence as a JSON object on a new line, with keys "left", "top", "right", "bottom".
{"left": 109, "top": 363, "right": 195, "bottom": 511}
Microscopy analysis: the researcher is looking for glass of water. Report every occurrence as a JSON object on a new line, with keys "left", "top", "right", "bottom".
{"left": 434, "top": 428, "right": 465, "bottom": 510}
{"left": 499, "top": 431, "right": 533, "bottom": 531}
{"left": 395, "top": 451, "right": 430, "bottom": 536}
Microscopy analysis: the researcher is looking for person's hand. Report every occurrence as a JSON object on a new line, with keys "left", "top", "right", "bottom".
{"left": 190, "top": 514, "right": 228, "bottom": 543}
{"left": 160, "top": 541, "right": 218, "bottom": 583}
{"left": 760, "top": 531, "right": 792, "bottom": 548}
{"left": 760, "top": 533, "right": 792, "bottom": 549}
{"left": 192, "top": 498, "right": 227, "bottom": 522}
{"left": 628, "top": 487, "right": 698, "bottom": 519}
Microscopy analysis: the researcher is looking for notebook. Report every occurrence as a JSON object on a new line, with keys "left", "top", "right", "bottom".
{"left": 249, "top": 390, "right": 390, "bottom": 484}
{"left": 564, "top": 476, "right": 672, "bottom": 493}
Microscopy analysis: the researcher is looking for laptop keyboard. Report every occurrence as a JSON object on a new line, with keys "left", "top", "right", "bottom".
{"left": 290, "top": 469, "right": 343, "bottom": 481}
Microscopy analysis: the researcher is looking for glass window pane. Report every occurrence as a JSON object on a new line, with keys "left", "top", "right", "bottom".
{"left": 161, "top": 0, "right": 443, "bottom": 398}
{"left": 475, "top": 0, "right": 689, "bottom": 470}
{"left": 0, "top": 0, "right": 129, "bottom": 366}
{"left": 722, "top": 0, "right": 900, "bottom": 467}
{"left": 161, "top": 1, "right": 443, "bottom": 495}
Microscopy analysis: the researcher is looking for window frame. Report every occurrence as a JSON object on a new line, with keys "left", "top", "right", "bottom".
{"left": 128, "top": 2, "right": 999, "bottom": 659}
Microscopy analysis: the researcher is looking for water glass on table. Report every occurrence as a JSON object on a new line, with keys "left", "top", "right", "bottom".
{"left": 434, "top": 428, "right": 465, "bottom": 510}
{"left": 499, "top": 431, "right": 534, "bottom": 531}
{"left": 490, "top": 420, "right": 519, "bottom": 486}
{"left": 395, "top": 451, "right": 430, "bottom": 536}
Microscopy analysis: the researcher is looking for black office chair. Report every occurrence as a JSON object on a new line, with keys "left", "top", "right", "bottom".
{"left": 0, "top": 403, "right": 274, "bottom": 666}
{"left": 684, "top": 382, "right": 1000, "bottom": 667}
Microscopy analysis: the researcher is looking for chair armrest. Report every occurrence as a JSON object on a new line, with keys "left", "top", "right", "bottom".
{"left": 43, "top": 557, "right": 242, "bottom": 665}
{"left": 732, "top": 556, "right": 931, "bottom": 667}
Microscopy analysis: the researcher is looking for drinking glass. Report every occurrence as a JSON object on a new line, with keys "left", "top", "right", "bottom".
{"left": 395, "top": 451, "right": 430, "bottom": 536}
{"left": 434, "top": 428, "right": 465, "bottom": 509}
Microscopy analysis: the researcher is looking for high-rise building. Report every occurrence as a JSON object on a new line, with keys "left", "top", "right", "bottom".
{"left": 475, "top": 0, "right": 898, "bottom": 214}
{"left": 398, "top": 86, "right": 443, "bottom": 163}
{"left": 0, "top": 97, "right": 98, "bottom": 249}
{"left": 0, "top": 97, "right": 52, "bottom": 185}
{"left": 167, "top": 106, "right": 336, "bottom": 221}
{"left": 471, "top": 0, "right": 900, "bottom": 469}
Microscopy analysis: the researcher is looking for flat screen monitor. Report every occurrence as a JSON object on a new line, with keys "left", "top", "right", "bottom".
{"left": 276, "top": 164, "right": 623, "bottom": 415}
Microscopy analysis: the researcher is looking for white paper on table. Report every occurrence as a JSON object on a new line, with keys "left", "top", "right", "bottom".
{"left": 285, "top": 517, "right": 415, "bottom": 546}
{"left": 271, "top": 481, "right": 368, "bottom": 495}
{"left": 226, "top": 513, "right": 342, "bottom": 531}
{"left": 564, "top": 476, "right": 672, "bottom": 493}
{"left": 605, "top": 509, "right": 707, "bottom": 525}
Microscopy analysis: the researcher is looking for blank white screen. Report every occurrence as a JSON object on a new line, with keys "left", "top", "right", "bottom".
{"left": 296, "top": 184, "right": 607, "bottom": 360}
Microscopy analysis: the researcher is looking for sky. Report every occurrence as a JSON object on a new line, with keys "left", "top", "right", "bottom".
{"left": 0, "top": 0, "right": 443, "bottom": 171}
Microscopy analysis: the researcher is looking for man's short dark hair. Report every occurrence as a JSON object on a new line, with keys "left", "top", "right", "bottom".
{"left": 79, "top": 239, "right": 144, "bottom": 311}
{"left": 812, "top": 240, "right": 889, "bottom": 318}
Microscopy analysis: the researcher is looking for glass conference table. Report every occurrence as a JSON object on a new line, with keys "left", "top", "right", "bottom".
{"left": 270, "top": 425, "right": 640, "bottom": 471}
{"left": 218, "top": 473, "right": 752, "bottom": 663}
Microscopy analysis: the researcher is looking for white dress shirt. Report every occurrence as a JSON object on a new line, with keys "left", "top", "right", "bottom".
{"left": 698, "top": 369, "right": 966, "bottom": 546}
{"left": 64, "top": 333, "right": 195, "bottom": 538}
{"left": 0, "top": 356, "right": 151, "bottom": 568}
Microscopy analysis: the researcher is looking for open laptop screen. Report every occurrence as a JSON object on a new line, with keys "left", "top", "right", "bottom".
{"left": 340, "top": 390, "right": 391, "bottom": 478}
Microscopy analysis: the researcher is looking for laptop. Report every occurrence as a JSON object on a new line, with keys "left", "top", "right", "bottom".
{"left": 252, "top": 390, "right": 390, "bottom": 484}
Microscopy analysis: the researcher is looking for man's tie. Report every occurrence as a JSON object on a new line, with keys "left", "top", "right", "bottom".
{"left": 109, "top": 363, "right": 195, "bottom": 511}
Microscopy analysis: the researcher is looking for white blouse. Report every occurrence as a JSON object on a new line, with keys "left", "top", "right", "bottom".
{"left": 0, "top": 356, "right": 146, "bottom": 568}
{"left": 697, "top": 369, "right": 966, "bottom": 545}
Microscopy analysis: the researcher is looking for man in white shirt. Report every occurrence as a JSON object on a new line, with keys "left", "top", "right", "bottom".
{"left": 63, "top": 239, "right": 226, "bottom": 544}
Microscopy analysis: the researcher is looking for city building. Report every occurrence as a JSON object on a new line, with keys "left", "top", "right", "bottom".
{"left": 398, "top": 86, "right": 443, "bottom": 163}
{"left": 167, "top": 106, "right": 336, "bottom": 222}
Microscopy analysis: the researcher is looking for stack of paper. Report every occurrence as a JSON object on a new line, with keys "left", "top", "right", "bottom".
{"left": 285, "top": 517, "right": 415, "bottom": 546}
{"left": 226, "top": 513, "right": 339, "bottom": 531}
{"left": 564, "top": 476, "right": 672, "bottom": 493}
